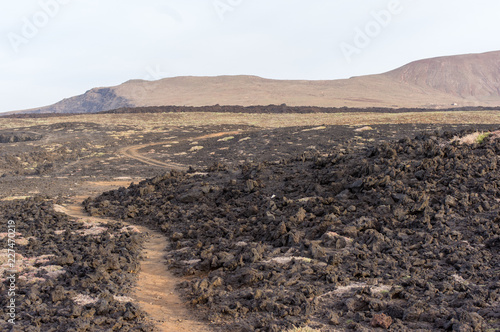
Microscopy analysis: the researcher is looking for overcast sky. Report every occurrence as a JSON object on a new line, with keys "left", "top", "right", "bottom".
{"left": 1, "top": 0, "right": 499, "bottom": 113}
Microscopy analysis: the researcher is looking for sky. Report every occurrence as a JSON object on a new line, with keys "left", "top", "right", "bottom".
{"left": 1, "top": 0, "right": 500, "bottom": 113}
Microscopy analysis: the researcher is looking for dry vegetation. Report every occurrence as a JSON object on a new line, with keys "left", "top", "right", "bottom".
{"left": 451, "top": 131, "right": 491, "bottom": 144}
{"left": 2, "top": 111, "right": 500, "bottom": 132}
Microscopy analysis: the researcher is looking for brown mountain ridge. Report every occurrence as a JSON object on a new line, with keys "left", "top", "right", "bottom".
{"left": 13, "top": 50, "right": 500, "bottom": 114}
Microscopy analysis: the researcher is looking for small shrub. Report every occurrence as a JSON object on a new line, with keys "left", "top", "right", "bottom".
{"left": 476, "top": 132, "right": 490, "bottom": 144}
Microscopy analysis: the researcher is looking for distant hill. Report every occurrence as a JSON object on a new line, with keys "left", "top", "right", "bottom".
{"left": 11, "top": 51, "right": 500, "bottom": 114}
{"left": 384, "top": 51, "right": 500, "bottom": 104}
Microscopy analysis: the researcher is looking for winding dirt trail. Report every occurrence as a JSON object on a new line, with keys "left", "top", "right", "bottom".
{"left": 46, "top": 131, "right": 243, "bottom": 330}
{"left": 119, "top": 130, "right": 243, "bottom": 168}
{"left": 55, "top": 202, "right": 212, "bottom": 332}
{"left": 119, "top": 142, "right": 187, "bottom": 169}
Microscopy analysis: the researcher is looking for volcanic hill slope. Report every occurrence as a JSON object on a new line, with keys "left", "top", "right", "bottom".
{"left": 385, "top": 51, "right": 500, "bottom": 103}
{"left": 13, "top": 50, "right": 500, "bottom": 114}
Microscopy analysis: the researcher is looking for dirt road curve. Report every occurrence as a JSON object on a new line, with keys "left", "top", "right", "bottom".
{"left": 119, "top": 131, "right": 243, "bottom": 168}
{"left": 54, "top": 203, "right": 212, "bottom": 332}
{"left": 119, "top": 142, "right": 188, "bottom": 169}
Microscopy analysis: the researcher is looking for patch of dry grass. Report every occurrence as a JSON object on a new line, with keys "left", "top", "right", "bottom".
{"left": 452, "top": 131, "right": 491, "bottom": 144}
{"left": 1, "top": 111, "right": 500, "bottom": 132}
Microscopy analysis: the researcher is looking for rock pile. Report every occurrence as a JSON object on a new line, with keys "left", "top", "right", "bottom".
{"left": 0, "top": 198, "right": 154, "bottom": 331}
{"left": 86, "top": 129, "right": 500, "bottom": 331}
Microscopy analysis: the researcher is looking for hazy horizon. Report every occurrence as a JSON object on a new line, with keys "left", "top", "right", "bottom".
{"left": 1, "top": 0, "right": 500, "bottom": 113}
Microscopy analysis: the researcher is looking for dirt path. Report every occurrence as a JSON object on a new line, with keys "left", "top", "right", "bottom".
{"left": 119, "top": 142, "right": 188, "bottom": 169}
{"left": 54, "top": 202, "right": 212, "bottom": 332}
{"left": 119, "top": 130, "right": 242, "bottom": 168}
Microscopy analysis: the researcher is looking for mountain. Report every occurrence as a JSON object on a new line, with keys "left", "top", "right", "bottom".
{"left": 22, "top": 87, "right": 133, "bottom": 114}
{"left": 12, "top": 51, "right": 500, "bottom": 114}
{"left": 384, "top": 51, "right": 500, "bottom": 103}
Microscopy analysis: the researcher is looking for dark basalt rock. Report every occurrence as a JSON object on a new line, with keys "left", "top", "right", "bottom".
{"left": 0, "top": 131, "right": 42, "bottom": 143}
{"left": 0, "top": 198, "right": 154, "bottom": 331}
{"left": 84, "top": 128, "right": 500, "bottom": 331}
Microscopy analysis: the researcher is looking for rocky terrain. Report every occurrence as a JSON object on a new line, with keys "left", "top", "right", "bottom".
{"left": 0, "top": 108, "right": 499, "bottom": 331}
{"left": 0, "top": 198, "right": 153, "bottom": 331}
{"left": 85, "top": 128, "right": 500, "bottom": 331}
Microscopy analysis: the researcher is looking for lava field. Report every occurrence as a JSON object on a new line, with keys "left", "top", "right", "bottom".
{"left": 83, "top": 128, "right": 500, "bottom": 331}
{"left": 0, "top": 198, "right": 154, "bottom": 331}
{"left": 1, "top": 113, "right": 500, "bottom": 331}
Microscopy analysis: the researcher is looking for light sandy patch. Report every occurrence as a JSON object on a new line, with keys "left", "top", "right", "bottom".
{"left": 120, "top": 225, "right": 141, "bottom": 234}
{"left": 73, "top": 294, "right": 99, "bottom": 306}
{"left": 73, "top": 294, "right": 135, "bottom": 306}
{"left": 1, "top": 196, "right": 31, "bottom": 201}
{"left": 354, "top": 126, "right": 373, "bottom": 132}
{"left": 489, "top": 130, "right": 500, "bottom": 139}
{"left": 53, "top": 204, "right": 67, "bottom": 214}
{"left": 189, "top": 146, "right": 204, "bottom": 152}
{"left": 114, "top": 295, "right": 135, "bottom": 303}
{"left": 302, "top": 126, "right": 326, "bottom": 132}
{"left": 1, "top": 251, "right": 63, "bottom": 284}
{"left": 322, "top": 231, "right": 354, "bottom": 245}
{"left": 41, "top": 265, "right": 66, "bottom": 279}
{"left": 50, "top": 210, "right": 111, "bottom": 237}
{"left": 86, "top": 180, "right": 136, "bottom": 188}
{"left": 15, "top": 237, "right": 35, "bottom": 246}
{"left": 319, "top": 283, "right": 392, "bottom": 298}
{"left": 76, "top": 225, "right": 108, "bottom": 236}
{"left": 451, "top": 131, "right": 489, "bottom": 144}
{"left": 181, "top": 259, "right": 202, "bottom": 265}
{"left": 218, "top": 136, "right": 234, "bottom": 142}
{"left": 263, "top": 256, "right": 314, "bottom": 264}
{"left": 298, "top": 197, "right": 320, "bottom": 203}
{"left": 452, "top": 274, "right": 470, "bottom": 285}
{"left": 0, "top": 232, "right": 22, "bottom": 239}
